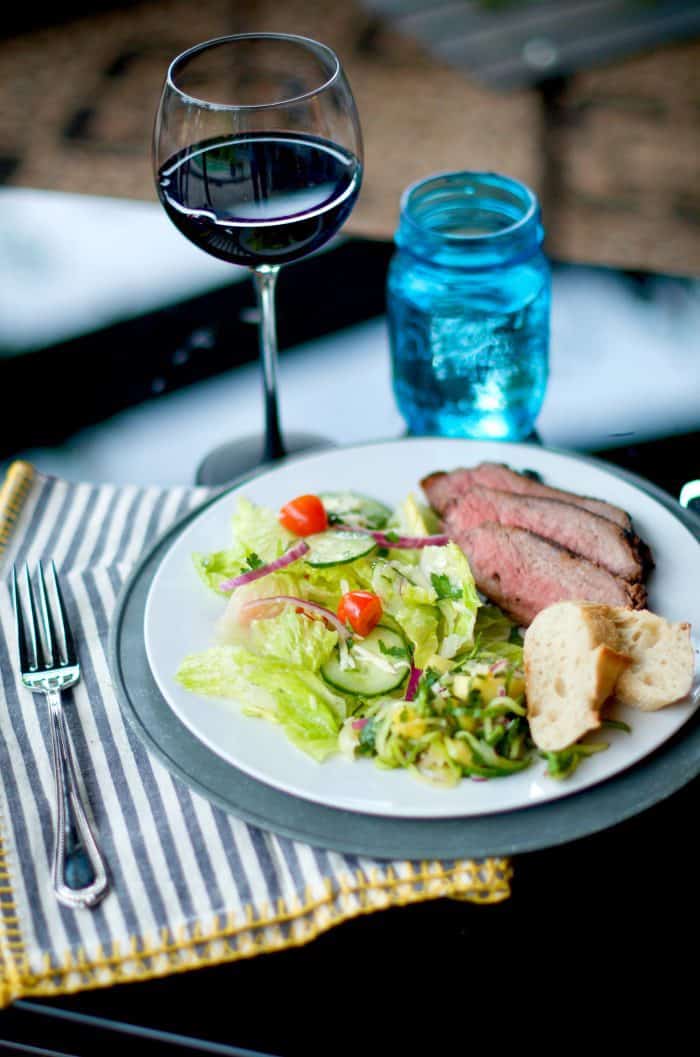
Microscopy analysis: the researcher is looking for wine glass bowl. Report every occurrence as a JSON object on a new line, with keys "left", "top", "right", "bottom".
{"left": 153, "top": 34, "right": 363, "bottom": 482}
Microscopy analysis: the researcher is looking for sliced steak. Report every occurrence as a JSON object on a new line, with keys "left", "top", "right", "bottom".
{"left": 421, "top": 462, "right": 632, "bottom": 530}
{"left": 443, "top": 485, "right": 651, "bottom": 582}
{"left": 447, "top": 522, "right": 647, "bottom": 626}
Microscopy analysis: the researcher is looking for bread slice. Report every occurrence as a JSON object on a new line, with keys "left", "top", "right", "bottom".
{"left": 523, "top": 601, "right": 631, "bottom": 751}
{"left": 606, "top": 608, "right": 695, "bottom": 711}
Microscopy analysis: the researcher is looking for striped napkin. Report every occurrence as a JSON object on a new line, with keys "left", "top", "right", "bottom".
{"left": 0, "top": 462, "right": 511, "bottom": 1006}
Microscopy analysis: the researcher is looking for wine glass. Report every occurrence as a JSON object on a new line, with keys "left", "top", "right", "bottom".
{"left": 153, "top": 33, "right": 363, "bottom": 485}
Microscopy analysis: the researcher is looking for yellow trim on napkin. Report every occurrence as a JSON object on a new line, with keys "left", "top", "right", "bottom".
{"left": 0, "top": 461, "right": 511, "bottom": 1007}
{"left": 4, "top": 860, "right": 511, "bottom": 1003}
{"left": 0, "top": 462, "right": 37, "bottom": 1005}
{"left": 0, "top": 461, "right": 35, "bottom": 562}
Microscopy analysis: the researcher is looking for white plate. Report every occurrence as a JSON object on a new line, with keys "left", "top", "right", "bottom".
{"left": 144, "top": 438, "right": 700, "bottom": 818}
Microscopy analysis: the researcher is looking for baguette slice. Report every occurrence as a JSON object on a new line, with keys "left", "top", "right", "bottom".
{"left": 607, "top": 608, "right": 695, "bottom": 711}
{"left": 524, "top": 602, "right": 631, "bottom": 751}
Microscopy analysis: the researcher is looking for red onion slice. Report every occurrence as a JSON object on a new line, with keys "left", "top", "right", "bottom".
{"left": 405, "top": 666, "right": 423, "bottom": 701}
{"left": 335, "top": 525, "right": 448, "bottom": 549}
{"left": 489, "top": 659, "right": 509, "bottom": 675}
{"left": 351, "top": 718, "right": 368, "bottom": 730}
{"left": 219, "top": 540, "right": 309, "bottom": 591}
{"left": 239, "top": 595, "right": 350, "bottom": 639}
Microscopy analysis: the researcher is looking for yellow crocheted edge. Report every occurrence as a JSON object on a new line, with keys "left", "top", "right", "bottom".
{"left": 0, "top": 461, "right": 35, "bottom": 563}
{"left": 0, "top": 462, "right": 513, "bottom": 1008}
{"left": 1, "top": 858, "right": 512, "bottom": 1005}
{"left": 0, "top": 461, "right": 36, "bottom": 1007}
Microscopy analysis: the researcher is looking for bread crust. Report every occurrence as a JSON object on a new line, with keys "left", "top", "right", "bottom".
{"left": 524, "top": 601, "right": 696, "bottom": 751}
{"left": 524, "top": 602, "right": 631, "bottom": 751}
{"left": 607, "top": 609, "right": 695, "bottom": 711}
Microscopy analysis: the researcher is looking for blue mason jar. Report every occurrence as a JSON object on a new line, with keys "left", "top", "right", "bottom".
{"left": 387, "top": 171, "right": 550, "bottom": 441}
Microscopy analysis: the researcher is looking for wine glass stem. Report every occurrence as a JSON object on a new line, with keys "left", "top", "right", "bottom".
{"left": 253, "top": 265, "right": 285, "bottom": 463}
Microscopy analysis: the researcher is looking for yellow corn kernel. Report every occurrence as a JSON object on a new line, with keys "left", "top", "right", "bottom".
{"left": 472, "top": 673, "right": 503, "bottom": 704}
{"left": 508, "top": 672, "right": 526, "bottom": 700}
{"left": 425, "top": 653, "right": 453, "bottom": 675}
{"left": 452, "top": 674, "right": 471, "bottom": 701}
{"left": 396, "top": 718, "right": 427, "bottom": 738}
{"left": 393, "top": 708, "right": 427, "bottom": 739}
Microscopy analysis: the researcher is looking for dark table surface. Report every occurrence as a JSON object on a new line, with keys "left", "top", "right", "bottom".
{"left": 1, "top": 206, "right": 699, "bottom": 1053}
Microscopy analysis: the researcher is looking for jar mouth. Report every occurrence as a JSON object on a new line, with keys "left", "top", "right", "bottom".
{"left": 401, "top": 171, "right": 538, "bottom": 244}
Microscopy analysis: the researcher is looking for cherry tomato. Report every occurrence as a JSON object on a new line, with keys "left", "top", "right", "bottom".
{"left": 337, "top": 591, "right": 383, "bottom": 637}
{"left": 279, "top": 494, "right": 328, "bottom": 536}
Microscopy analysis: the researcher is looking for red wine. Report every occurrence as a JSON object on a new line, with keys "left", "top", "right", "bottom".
{"left": 157, "top": 132, "right": 362, "bottom": 267}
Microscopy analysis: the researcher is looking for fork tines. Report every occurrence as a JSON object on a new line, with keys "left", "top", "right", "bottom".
{"left": 12, "top": 563, "right": 77, "bottom": 673}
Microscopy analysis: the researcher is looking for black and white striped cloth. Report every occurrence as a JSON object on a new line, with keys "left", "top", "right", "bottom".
{"left": 0, "top": 469, "right": 509, "bottom": 1003}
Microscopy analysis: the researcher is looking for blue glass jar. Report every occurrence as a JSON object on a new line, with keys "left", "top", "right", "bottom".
{"left": 387, "top": 171, "right": 550, "bottom": 441}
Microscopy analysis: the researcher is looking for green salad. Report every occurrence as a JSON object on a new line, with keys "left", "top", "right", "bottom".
{"left": 176, "top": 490, "right": 606, "bottom": 785}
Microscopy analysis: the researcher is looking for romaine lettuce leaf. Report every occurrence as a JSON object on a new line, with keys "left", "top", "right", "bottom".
{"left": 474, "top": 604, "right": 515, "bottom": 645}
{"left": 216, "top": 572, "right": 309, "bottom": 643}
{"left": 247, "top": 609, "right": 338, "bottom": 670}
{"left": 193, "top": 497, "right": 294, "bottom": 594}
{"left": 300, "top": 556, "right": 375, "bottom": 609}
{"left": 387, "top": 494, "right": 442, "bottom": 540}
{"left": 472, "top": 605, "right": 524, "bottom": 666}
{"left": 418, "top": 543, "right": 480, "bottom": 658}
{"left": 230, "top": 496, "right": 295, "bottom": 560}
{"left": 176, "top": 645, "right": 345, "bottom": 761}
{"left": 368, "top": 541, "right": 480, "bottom": 665}
{"left": 370, "top": 561, "right": 439, "bottom": 667}
{"left": 193, "top": 550, "right": 243, "bottom": 596}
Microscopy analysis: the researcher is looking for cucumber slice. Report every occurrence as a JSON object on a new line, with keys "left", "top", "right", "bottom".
{"left": 304, "top": 529, "right": 376, "bottom": 568}
{"left": 321, "top": 626, "right": 410, "bottom": 697}
{"left": 319, "top": 491, "right": 392, "bottom": 530}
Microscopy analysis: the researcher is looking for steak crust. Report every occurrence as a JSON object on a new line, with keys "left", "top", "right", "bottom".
{"left": 421, "top": 462, "right": 632, "bottom": 530}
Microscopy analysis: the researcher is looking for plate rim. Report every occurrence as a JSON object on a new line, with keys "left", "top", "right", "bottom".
{"left": 109, "top": 439, "right": 700, "bottom": 858}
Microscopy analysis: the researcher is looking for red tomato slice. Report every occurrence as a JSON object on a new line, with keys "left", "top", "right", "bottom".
{"left": 279, "top": 495, "right": 328, "bottom": 536}
{"left": 337, "top": 591, "right": 383, "bottom": 637}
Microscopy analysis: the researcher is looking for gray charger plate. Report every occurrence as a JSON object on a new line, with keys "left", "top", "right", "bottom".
{"left": 109, "top": 447, "right": 700, "bottom": 860}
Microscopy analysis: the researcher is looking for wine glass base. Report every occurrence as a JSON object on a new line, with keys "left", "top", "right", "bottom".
{"left": 195, "top": 432, "right": 336, "bottom": 486}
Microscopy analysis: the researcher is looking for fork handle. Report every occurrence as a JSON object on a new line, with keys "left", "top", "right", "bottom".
{"left": 47, "top": 690, "right": 109, "bottom": 909}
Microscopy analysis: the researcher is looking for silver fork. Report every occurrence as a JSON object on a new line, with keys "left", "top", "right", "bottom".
{"left": 12, "top": 562, "right": 108, "bottom": 909}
